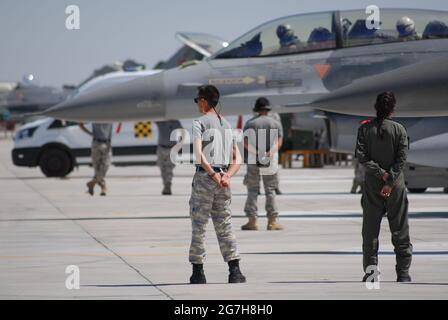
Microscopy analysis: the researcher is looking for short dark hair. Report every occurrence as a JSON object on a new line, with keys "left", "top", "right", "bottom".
{"left": 197, "top": 85, "right": 220, "bottom": 107}
{"left": 254, "top": 97, "right": 271, "bottom": 111}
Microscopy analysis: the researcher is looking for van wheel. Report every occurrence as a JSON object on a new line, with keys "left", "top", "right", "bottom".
{"left": 407, "top": 188, "right": 427, "bottom": 193}
{"left": 39, "top": 148, "right": 73, "bottom": 177}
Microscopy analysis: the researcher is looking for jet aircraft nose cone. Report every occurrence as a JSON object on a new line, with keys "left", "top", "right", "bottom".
{"left": 45, "top": 72, "right": 166, "bottom": 122}
{"left": 408, "top": 133, "right": 448, "bottom": 168}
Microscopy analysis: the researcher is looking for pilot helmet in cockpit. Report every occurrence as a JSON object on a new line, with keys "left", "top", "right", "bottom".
{"left": 276, "top": 24, "right": 299, "bottom": 47}
{"left": 396, "top": 16, "right": 417, "bottom": 38}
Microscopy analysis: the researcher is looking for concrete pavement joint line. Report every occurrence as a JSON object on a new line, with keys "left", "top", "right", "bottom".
{"left": 73, "top": 222, "right": 174, "bottom": 300}
{"left": 2, "top": 164, "right": 174, "bottom": 301}
{"left": 1, "top": 211, "right": 448, "bottom": 222}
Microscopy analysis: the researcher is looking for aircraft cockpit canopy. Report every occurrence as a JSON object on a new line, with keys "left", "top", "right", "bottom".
{"left": 214, "top": 11, "right": 337, "bottom": 58}
{"left": 213, "top": 9, "right": 448, "bottom": 59}
{"left": 341, "top": 8, "right": 448, "bottom": 47}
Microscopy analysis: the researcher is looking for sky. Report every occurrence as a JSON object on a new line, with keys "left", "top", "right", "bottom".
{"left": 0, "top": 0, "right": 447, "bottom": 87}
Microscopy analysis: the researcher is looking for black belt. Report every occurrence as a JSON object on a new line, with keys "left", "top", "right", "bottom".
{"left": 196, "top": 166, "right": 228, "bottom": 173}
{"left": 158, "top": 144, "right": 174, "bottom": 148}
{"left": 93, "top": 139, "right": 110, "bottom": 143}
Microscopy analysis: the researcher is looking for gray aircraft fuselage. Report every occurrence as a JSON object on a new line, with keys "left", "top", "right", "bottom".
{"left": 325, "top": 113, "right": 448, "bottom": 168}
{"left": 46, "top": 8, "right": 448, "bottom": 122}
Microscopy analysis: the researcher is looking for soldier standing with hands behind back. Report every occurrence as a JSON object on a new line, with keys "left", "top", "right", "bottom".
{"left": 188, "top": 85, "right": 246, "bottom": 284}
{"left": 79, "top": 122, "right": 113, "bottom": 196}
{"left": 356, "top": 92, "right": 413, "bottom": 283}
{"left": 241, "top": 97, "right": 284, "bottom": 231}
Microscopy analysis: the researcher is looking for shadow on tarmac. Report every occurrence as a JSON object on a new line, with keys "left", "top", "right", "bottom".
{"left": 270, "top": 281, "right": 448, "bottom": 285}
{"left": 1, "top": 212, "right": 448, "bottom": 222}
{"left": 82, "top": 282, "right": 226, "bottom": 288}
{"left": 244, "top": 251, "right": 448, "bottom": 256}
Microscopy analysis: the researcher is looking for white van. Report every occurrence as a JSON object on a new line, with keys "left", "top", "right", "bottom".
{"left": 12, "top": 115, "right": 249, "bottom": 177}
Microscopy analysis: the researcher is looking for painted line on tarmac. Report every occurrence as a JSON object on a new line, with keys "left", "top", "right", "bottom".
{"left": 1, "top": 210, "right": 447, "bottom": 222}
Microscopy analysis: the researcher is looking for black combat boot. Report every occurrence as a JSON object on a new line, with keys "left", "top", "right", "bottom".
{"left": 362, "top": 273, "right": 371, "bottom": 282}
{"left": 396, "top": 271, "right": 412, "bottom": 282}
{"left": 190, "top": 263, "right": 206, "bottom": 284}
{"left": 162, "top": 183, "right": 172, "bottom": 195}
{"left": 228, "top": 260, "right": 246, "bottom": 284}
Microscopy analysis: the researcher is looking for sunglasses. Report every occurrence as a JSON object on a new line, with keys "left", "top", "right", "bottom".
{"left": 194, "top": 97, "right": 205, "bottom": 103}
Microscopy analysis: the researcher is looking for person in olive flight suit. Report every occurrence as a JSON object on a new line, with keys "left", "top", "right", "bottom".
{"left": 355, "top": 92, "right": 413, "bottom": 283}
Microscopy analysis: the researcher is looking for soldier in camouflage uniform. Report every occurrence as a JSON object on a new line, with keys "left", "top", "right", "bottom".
{"left": 189, "top": 85, "right": 246, "bottom": 284}
{"left": 356, "top": 92, "right": 413, "bottom": 283}
{"left": 243, "top": 110, "right": 283, "bottom": 195}
{"left": 79, "top": 123, "right": 113, "bottom": 196}
{"left": 242, "top": 97, "right": 284, "bottom": 231}
{"left": 156, "top": 120, "right": 183, "bottom": 195}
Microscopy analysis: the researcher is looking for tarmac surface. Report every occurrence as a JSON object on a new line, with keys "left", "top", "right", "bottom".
{"left": 0, "top": 139, "right": 447, "bottom": 300}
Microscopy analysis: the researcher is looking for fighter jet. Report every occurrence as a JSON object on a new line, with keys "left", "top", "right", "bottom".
{"left": 46, "top": 8, "right": 448, "bottom": 122}
{"left": 0, "top": 75, "right": 74, "bottom": 119}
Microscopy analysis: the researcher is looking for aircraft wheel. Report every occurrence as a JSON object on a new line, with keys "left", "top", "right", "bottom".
{"left": 39, "top": 148, "right": 73, "bottom": 177}
{"left": 407, "top": 188, "right": 427, "bottom": 194}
